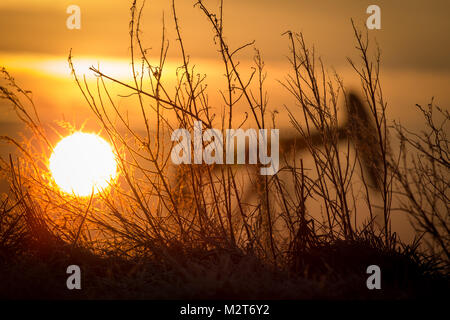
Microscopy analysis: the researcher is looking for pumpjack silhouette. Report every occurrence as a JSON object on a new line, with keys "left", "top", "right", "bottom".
{"left": 173, "top": 90, "right": 383, "bottom": 206}
{"left": 276, "top": 91, "right": 382, "bottom": 191}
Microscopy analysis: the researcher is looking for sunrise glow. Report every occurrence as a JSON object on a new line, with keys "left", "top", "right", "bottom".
{"left": 49, "top": 132, "right": 117, "bottom": 196}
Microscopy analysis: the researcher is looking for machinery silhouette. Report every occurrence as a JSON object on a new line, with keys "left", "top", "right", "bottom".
{"left": 173, "top": 90, "right": 382, "bottom": 206}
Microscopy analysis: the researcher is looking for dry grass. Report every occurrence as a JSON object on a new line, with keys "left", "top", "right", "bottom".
{"left": 0, "top": 0, "right": 448, "bottom": 299}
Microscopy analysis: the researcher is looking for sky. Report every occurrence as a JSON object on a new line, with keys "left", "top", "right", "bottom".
{"left": 0, "top": 0, "right": 449, "bottom": 129}
{"left": 1, "top": 0, "right": 449, "bottom": 154}
{"left": 0, "top": 0, "right": 449, "bottom": 241}
{"left": 1, "top": 1, "right": 449, "bottom": 106}
{"left": 0, "top": 0, "right": 449, "bottom": 68}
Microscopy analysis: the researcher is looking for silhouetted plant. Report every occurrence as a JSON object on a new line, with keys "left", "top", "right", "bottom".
{"left": 0, "top": 0, "right": 447, "bottom": 298}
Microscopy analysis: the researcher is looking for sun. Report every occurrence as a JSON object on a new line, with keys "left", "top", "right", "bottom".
{"left": 49, "top": 132, "right": 117, "bottom": 197}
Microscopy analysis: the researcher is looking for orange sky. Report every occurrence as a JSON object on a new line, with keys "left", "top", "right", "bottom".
{"left": 1, "top": 0, "right": 449, "bottom": 67}
{"left": 0, "top": 0, "right": 447, "bottom": 162}
{"left": 0, "top": 0, "right": 448, "bottom": 134}
{"left": 1, "top": 0, "right": 449, "bottom": 127}
{"left": 0, "top": 0, "right": 448, "bottom": 125}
